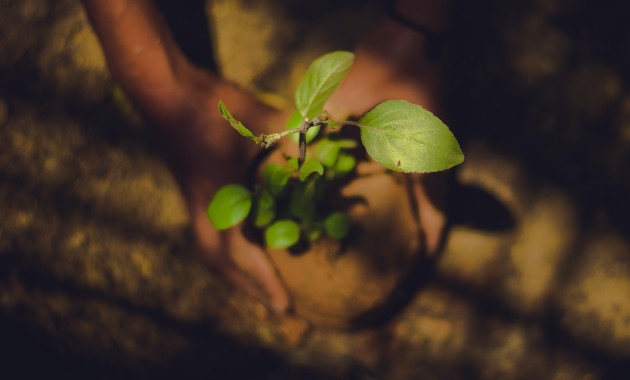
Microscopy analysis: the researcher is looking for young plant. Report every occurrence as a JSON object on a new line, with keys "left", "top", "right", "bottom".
{"left": 207, "top": 51, "right": 464, "bottom": 249}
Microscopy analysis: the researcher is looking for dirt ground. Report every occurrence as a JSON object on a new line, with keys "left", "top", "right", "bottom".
{"left": 2, "top": 0, "right": 630, "bottom": 379}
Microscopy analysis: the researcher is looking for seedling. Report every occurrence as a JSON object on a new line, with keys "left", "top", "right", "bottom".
{"left": 207, "top": 51, "right": 464, "bottom": 249}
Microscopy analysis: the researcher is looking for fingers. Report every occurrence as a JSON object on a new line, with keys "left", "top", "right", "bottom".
{"left": 197, "top": 228, "right": 289, "bottom": 314}
{"left": 324, "top": 12, "right": 451, "bottom": 259}
{"left": 84, "top": 0, "right": 290, "bottom": 313}
{"left": 189, "top": 191, "right": 289, "bottom": 314}
{"left": 225, "top": 228, "right": 290, "bottom": 313}
{"left": 410, "top": 173, "right": 448, "bottom": 256}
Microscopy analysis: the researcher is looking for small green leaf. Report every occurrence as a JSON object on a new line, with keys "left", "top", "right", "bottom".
{"left": 253, "top": 189, "right": 275, "bottom": 228}
{"left": 316, "top": 138, "right": 358, "bottom": 168}
{"left": 324, "top": 212, "right": 350, "bottom": 240}
{"left": 287, "top": 110, "right": 320, "bottom": 143}
{"left": 261, "top": 133, "right": 281, "bottom": 148}
{"left": 334, "top": 139, "right": 359, "bottom": 149}
{"left": 207, "top": 184, "right": 252, "bottom": 230}
{"left": 315, "top": 139, "right": 340, "bottom": 168}
{"left": 217, "top": 100, "right": 260, "bottom": 144}
{"left": 305, "top": 224, "right": 324, "bottom": 242}
{"left": 289, "top": 179, "right": 317, "bottom": 220}
{"left": 263, "top": 164, "right": 292, "bottom": 196}
{"left": 299, "top": 159, "right": 324, "bottom": 181}
{"left": 334, "top": 153, "right": 356, "bottom": 176}
{"left": 306, "top": 125, "right": 321, "bottom": 142}
{"left": 265, "top": 220, "right": 300, "bottom": 249}
{"left": 358, "top": 100, "right": 464, "bottom": 173}
{"left": 295, "top": 51, "right": 355, "bottom": 120}
{"left": 286, "top": 157, "right": 299, "bottom": 172}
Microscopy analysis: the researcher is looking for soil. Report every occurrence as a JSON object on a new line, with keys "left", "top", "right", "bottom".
{"left": 267, "top": 161, "right": 422, "bottom": 328}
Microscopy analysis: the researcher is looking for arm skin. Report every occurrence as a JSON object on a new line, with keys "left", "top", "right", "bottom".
{"left": 327, "top": 0, "right": 453, "bottom": 254}
{"left": 82, "top": 0, "right": 290, "bottom": 312}
{"left": 327, "top": 0, "right": 450, "bottom": 119}
{"left": 82, "top": 0, "right": 452, "bottom": 312}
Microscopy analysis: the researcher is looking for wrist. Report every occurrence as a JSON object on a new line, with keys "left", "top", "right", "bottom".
{"left": 390, "top": 0, "right": 451, "bottom": 32}
{"left": 385, "top": 0, "right": 451, "bottom": 60}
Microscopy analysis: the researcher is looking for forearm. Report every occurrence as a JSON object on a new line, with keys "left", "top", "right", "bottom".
{"left": 325, "top": 0, "right": 452, "bottom": 119}
{"left": 362, "top": 0, "right": 451, "bottom": 70}
{"left": 392, "top": 0, "right": 451, "bottom": 31}
{"left": 82, "top": 0, "right": 195, "bottom": 122}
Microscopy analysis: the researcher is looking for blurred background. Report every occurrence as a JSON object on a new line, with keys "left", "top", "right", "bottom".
{"left": 1, "top": 0, "right": 630, "bottom": 378}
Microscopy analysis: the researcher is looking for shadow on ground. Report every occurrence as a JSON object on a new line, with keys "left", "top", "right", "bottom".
{"left": 1, "top": 0, "right": 630, "bottom": 379}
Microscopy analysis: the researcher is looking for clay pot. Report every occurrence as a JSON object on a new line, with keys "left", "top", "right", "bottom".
{"left": 261, "top": 146, "right": 424, "bottom": 328}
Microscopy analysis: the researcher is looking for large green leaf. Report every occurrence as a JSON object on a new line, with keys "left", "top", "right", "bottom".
{"left": 207, "top": 184, "right": 252, "bottom": 230}
{"left": 265, "top": 220, "right": 300, "bottom": 249}
{"left": 295, "top": 51, "right": 354, "bottom": 120}
{"left": 358, "top": 100, "right": 464, "bottom": 173}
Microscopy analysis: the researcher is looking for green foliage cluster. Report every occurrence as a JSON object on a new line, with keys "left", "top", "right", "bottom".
{"left": 207, "top": 51, "right": 464, "bottom": 249}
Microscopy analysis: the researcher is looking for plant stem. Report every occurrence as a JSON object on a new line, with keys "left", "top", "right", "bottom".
{"left": 298, "top": 119, "right": 309, "bottom": 167}
{"left": 288, "top": 118, "right": 363, "bottom": 167}
{"left": 327, "top": 120, "right": 365, "bottom": 128}
{"left": 277, "top": 128, "right": 302, "bottom": 138}
{"left": 298, "top": 131, "right": 306, "bottom": 167}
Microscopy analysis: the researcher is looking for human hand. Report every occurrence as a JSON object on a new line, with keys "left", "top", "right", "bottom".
{"left": 82, "top": 0, "right": 290, "bottom": 312}
{"left": 325, "top": 1, "right": 449, "bottom": 120}
{"left": 325, "top": 9, "right": 451, "bottom": 254}
{"left": 162, "top": 77, "right": 291, "bottom": 313}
